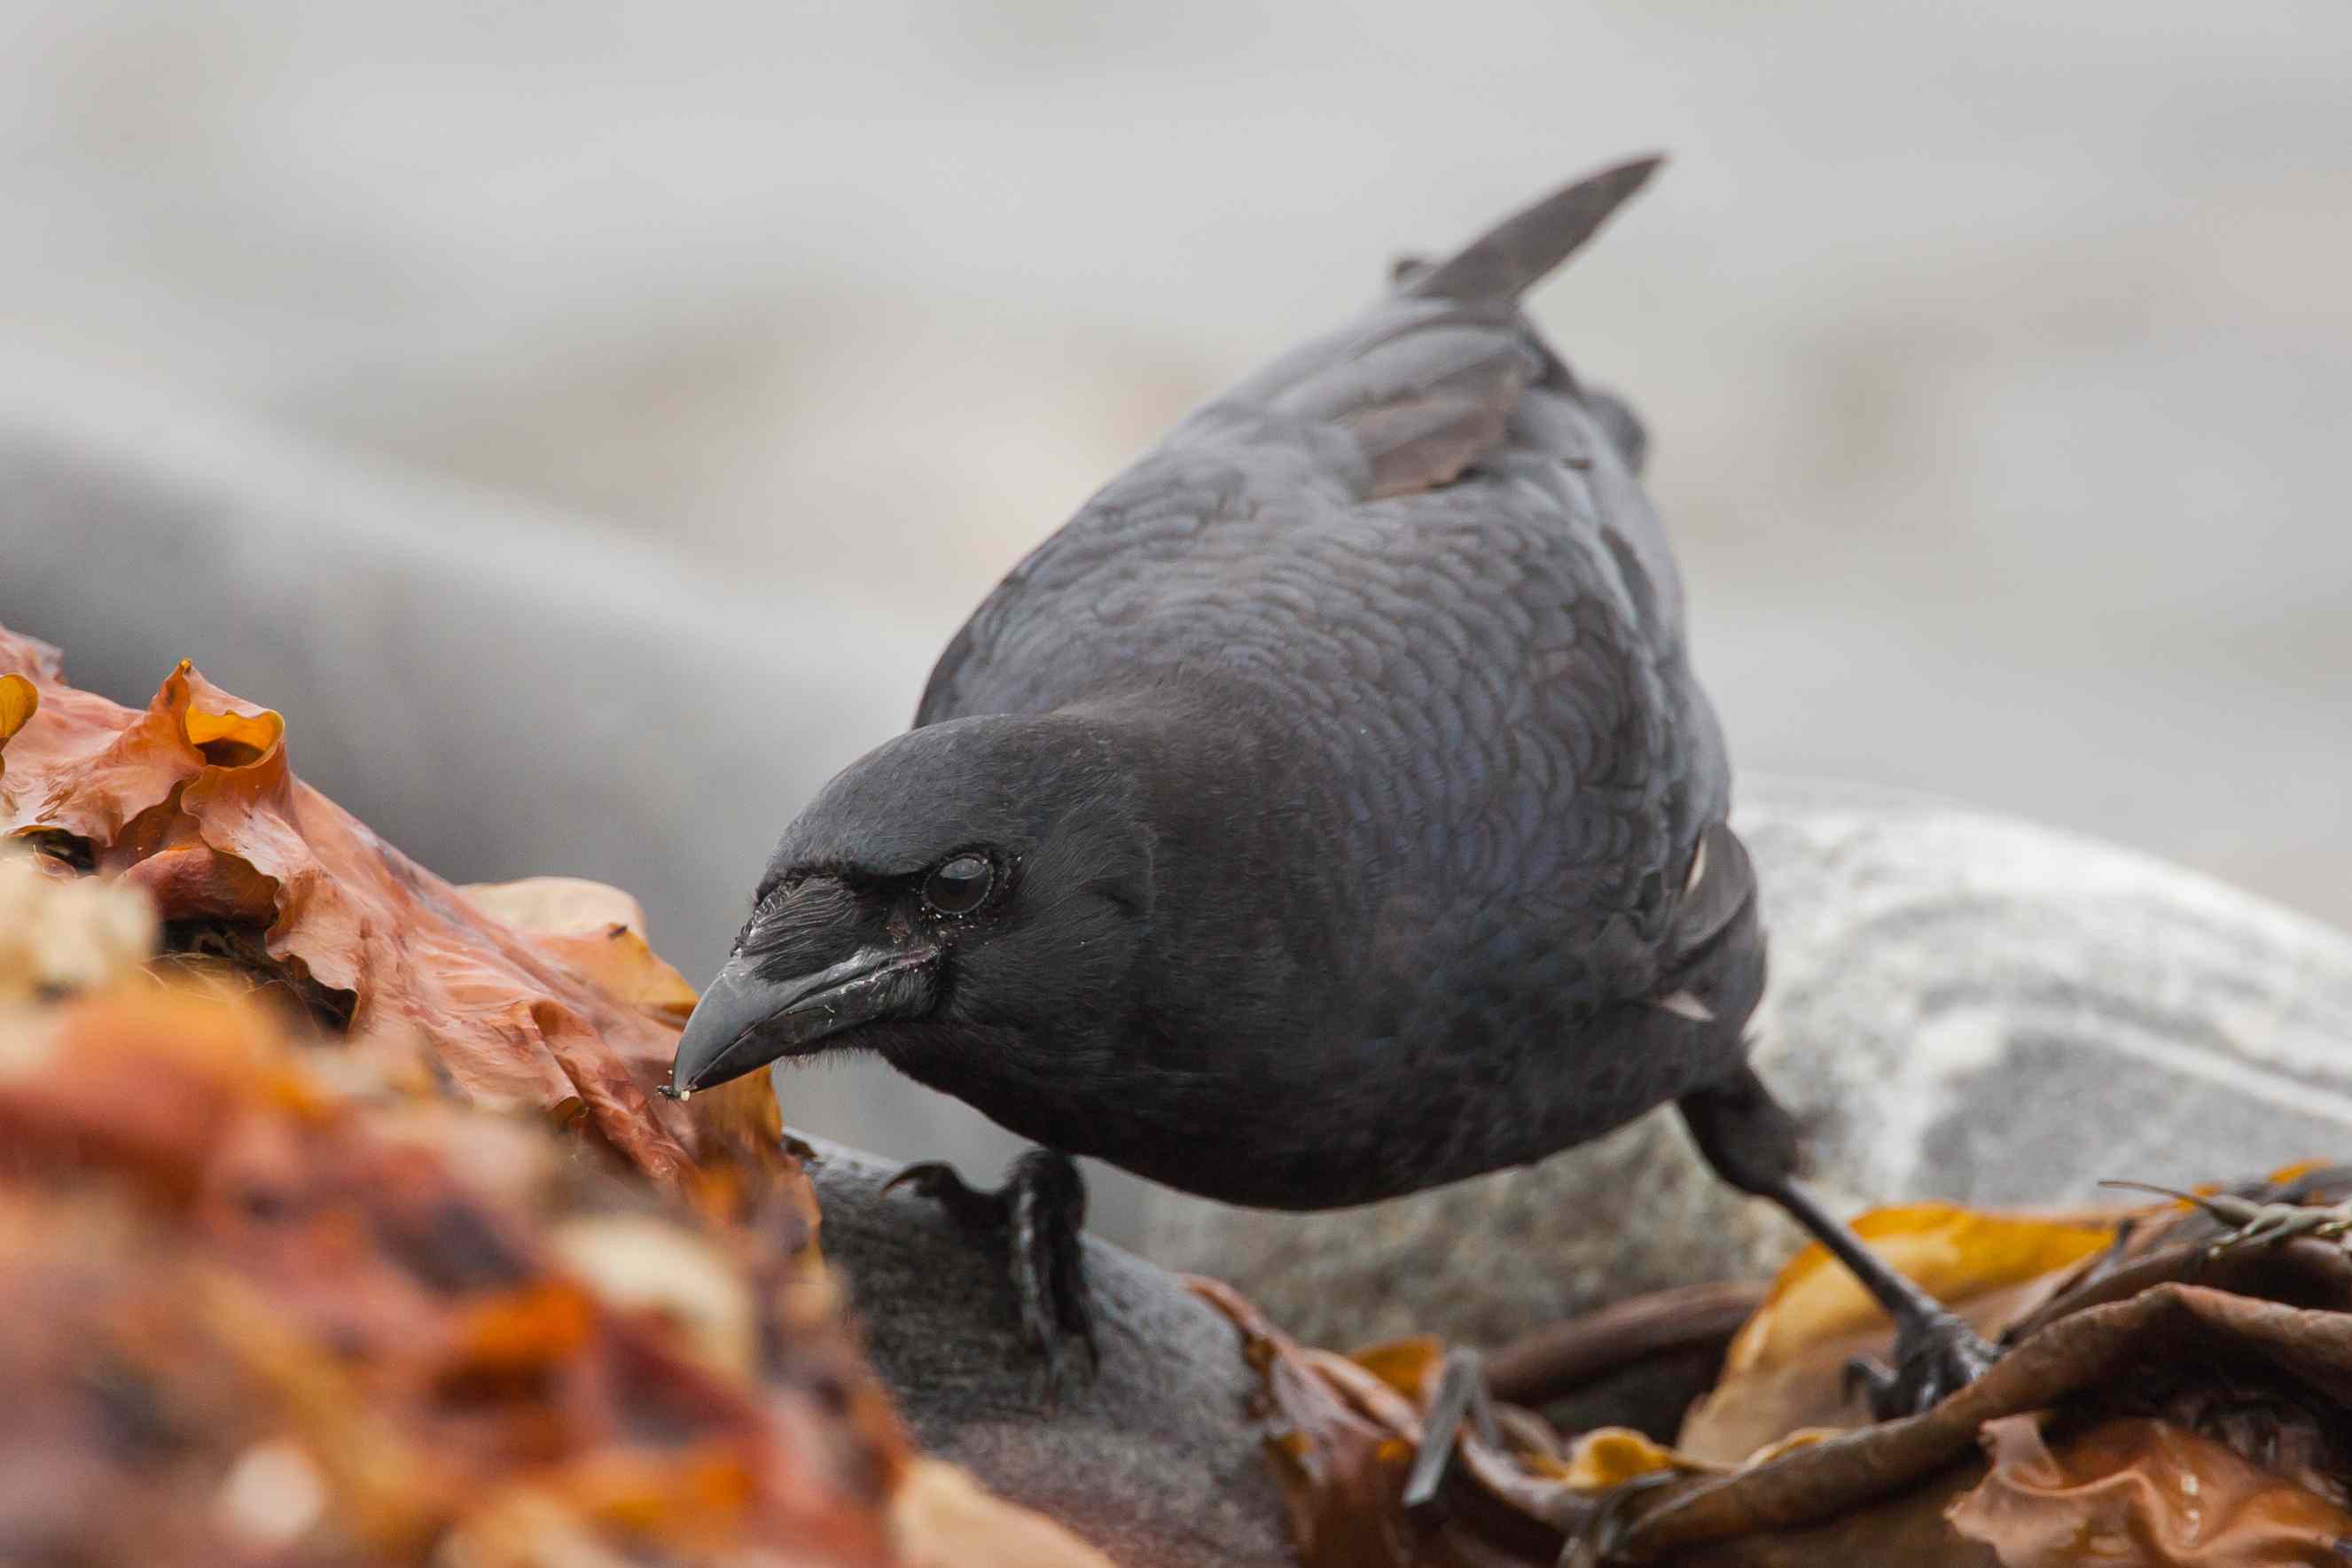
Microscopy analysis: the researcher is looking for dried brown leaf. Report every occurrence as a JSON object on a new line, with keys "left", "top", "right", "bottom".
{"left": 0, "top": 984, "right": 902, "bottom": 1566}
{"left": 1207, "top": 1177, "right": 2352, "bottom": 1568}
{"left": 464, "top": 877, "right": 700, "bottom": 1025}
{"left": 1948, "top": 1415, "right": 2352, "bottom": 1565}
{"left": 0, "top": 626, "right": 692, "bottom": 1176}
{"left": 1196, "top": 1275, "right": 1593, "bottom": 1568}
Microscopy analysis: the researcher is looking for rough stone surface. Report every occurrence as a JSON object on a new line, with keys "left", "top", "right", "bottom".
{"left": 1143, "top": 776, "right": 2352, "bottom": 1349}
{"left": 804, "top": 1139, "right": 1294, "bottom": 1568}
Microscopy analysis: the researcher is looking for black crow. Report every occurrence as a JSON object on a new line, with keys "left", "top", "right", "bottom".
{"left": 666, "top": 156, "right": 1995, "bottom": 1435}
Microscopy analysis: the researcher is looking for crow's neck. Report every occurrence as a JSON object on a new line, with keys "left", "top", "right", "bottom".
{"left": 1055, "top": 686, "right": 1361, "bottom": 1073}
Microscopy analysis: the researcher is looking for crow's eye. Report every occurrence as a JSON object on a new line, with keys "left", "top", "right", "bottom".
{"left": 923, "top": 854, "right": 995, "bottom": 916}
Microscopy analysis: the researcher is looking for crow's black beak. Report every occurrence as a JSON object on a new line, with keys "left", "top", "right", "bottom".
{"left": 664, "top": 942, "right": 940, "bottom": 1099}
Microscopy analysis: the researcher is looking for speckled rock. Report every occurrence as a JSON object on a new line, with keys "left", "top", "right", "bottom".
{"left": 804, "top": 1138, "right": 1294, "bottom": 1568}
{"left": 1142, "top": 777, "right": 2352, "bottom": 1349}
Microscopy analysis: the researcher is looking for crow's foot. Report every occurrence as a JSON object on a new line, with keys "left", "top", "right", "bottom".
{"left": 886, "top": 1149, "right": 1098, "bottom": 1398}
{"left": 1746, "top": 1179, "right": 2001, "bottom": 1418}
{"left": 1842, "top": 1305, "right": 2001, "bottom": 1419}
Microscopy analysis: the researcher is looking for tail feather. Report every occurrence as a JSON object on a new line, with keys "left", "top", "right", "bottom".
{"left": 1404, "top": 154, "right": 1664, "bottom": 306}
{"left": 1190, "top": 153, "right": 1668, "bottom": 503}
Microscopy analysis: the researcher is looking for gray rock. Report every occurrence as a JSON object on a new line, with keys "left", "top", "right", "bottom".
{"left": 803, "top": 1139, "right": 1293, "bottom": 1568}
{"left": 1143, "top": 776, "right": 2352, "bottom": 1349}
{"left": 0, "top": 384, "right": 1159, "bottom": 1240}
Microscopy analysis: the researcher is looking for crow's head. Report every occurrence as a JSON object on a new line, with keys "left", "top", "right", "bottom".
{"left": 664, "top": 712, "right": 1154, "bottom": 1100}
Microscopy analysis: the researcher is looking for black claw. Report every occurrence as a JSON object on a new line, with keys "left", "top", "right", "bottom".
{"left": 887, "top": 1150, "right": 1098, "bottom": 1397}
{"left": 1856, "top": 1307, "right": 1999, "bottom": 1420}
{"left": 1841, "top": 1352, "right": 1899, "bottom": 1409}
{"left": 882, "top": 1159, "right": 1006, "bottom": 1231}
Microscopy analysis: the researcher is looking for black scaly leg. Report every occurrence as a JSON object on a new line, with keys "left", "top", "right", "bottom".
{"left": 886, "top": 1148, "right": 1099, "bottom": 1395}
{"left": 1678, "top": 1065, "right": 1999, "bottom": 1417}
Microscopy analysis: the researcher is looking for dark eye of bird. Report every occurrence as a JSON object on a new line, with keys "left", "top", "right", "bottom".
{"left": 923, "top": 853, "right": 995, "bottom": 916}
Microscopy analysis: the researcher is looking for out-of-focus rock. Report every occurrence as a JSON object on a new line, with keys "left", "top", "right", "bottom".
{"left": 0, "top": 383, "right": 1090, "bottom": 1234}
{"left": 804, "top": 1137, "right": 1296, "bottom": 1568}
{"left": 1145, "top": 777, "right": 2352, "bottom": 1349}
{"left": 0, "top": 374, "right": 917, "bottom": 979}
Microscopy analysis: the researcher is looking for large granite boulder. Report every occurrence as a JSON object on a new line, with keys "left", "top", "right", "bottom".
{"left": 1144, "top": 777, "right": 2352, "bottom": 1348}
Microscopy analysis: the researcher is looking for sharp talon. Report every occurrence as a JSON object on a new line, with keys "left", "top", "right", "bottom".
{"left": 881, "top": 1159, "right": 958, "bottom": 1198}
{"left": 883, "top": 1159, "right": 1011, "bottom": 1232}
{"left": 891, "top": 1151, "right": 1099, "bottom": 1397}
{"left": 1842, "top": 1353, "right": 1896, "bottom": 1408}
{"left": 1860, "top": 1307, "right": 1999, "bottom": 1420}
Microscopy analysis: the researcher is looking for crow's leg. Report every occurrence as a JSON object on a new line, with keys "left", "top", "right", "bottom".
{"left": 1678, "top": 1065, "right": 1998, "bottom": 1417}
{"left": 885, "top": 1148, "right": 1098, "bottom": 1396}
{"left": 1400, "top": 1346, "right": 1502, "bottom": 1522}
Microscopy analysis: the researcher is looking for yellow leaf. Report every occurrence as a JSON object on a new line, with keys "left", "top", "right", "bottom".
{"left": 1348, "top": 1335, "right": 1444, "bottom": 1402}
{"left": 181, "top": 700, "right": 284, "bottom": 769}
{"left": 1740, "top": 1427, "right": 1841, "bottom": 1467}
{"left": 1559, "top": 1427, "right": 1686, "bottom": 1489}
{"left": 1724, "top": 1203, "right": 2113, "bottom": 1376}
{"left": 0, "top": 674, "right": 34, "bottom": 748}
{"left": 465, "top": 876, "right": 701, "bottom": 1024}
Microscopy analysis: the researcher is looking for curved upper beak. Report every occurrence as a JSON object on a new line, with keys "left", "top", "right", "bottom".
{"left": 664, "top": 941, "right": 940, "bottom": 1100}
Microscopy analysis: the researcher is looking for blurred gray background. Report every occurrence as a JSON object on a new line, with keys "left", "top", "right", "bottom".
{"left": 4, "top": 1, "right": 2348, "bottom": 1235}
